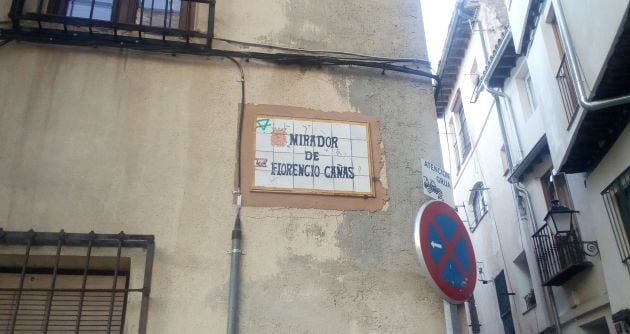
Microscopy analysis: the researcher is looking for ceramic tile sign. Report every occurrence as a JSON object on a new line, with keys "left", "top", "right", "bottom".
{"left": 421, "top": 159, "right": 454, "bottom": 206}
{"left": 253, "top": 116, "right": 374, "bottom": 196}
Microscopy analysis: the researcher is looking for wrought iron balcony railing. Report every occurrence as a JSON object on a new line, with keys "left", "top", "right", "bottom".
{"left": 6, "top": 0, "right": 215, "bottom": 51}
{"left": 555, "top": 53, "right": 580, "bottom": 125}
{"left": 532, "top": 223, "right": 597, "bottom": 286}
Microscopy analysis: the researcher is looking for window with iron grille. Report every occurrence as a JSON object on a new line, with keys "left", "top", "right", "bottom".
{"left": 452, "top": 93, "right": 471, "bottom": 173}
{"left": 46, "top": 0, "right": 196, "bottom": 28}
{"left": 7, "top": 0, "right": 213, "bottom": 49}
{"left": 602, "top": 167, "right": 630, "bottom": 267}
{"left": 468, "top": 182, "right": 488, "bottom": 232}
{"left": 449, "top": 119, "right": 461, "bottom": 174}
{"left": 0, "top": 230, "right": 154, "bottom": 334}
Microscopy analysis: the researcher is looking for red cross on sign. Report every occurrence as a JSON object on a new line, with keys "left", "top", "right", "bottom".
{"left": 414, "top": 200, "right": 476, "bottom": 304}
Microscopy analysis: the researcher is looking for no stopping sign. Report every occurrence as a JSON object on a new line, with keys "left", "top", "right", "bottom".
{"left": 414, "top": 200, "right": 476, "bottom": 304}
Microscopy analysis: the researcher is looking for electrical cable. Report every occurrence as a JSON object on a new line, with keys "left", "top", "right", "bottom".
{"left": 0, "top": 40, "right": 12, "bottom": 47}
{"left": 225, "top": 56, "right": 244, "bottom": 334}
{"left": 0, "top": 29, "right": 440, "bottom": 82}
{"left": 213, "top": 36, "right": 431, "bottom": 65}
{"left": 226, "top": 56, "right": 245, "bottom": 218}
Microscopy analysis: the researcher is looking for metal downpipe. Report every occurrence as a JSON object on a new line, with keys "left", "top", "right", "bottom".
{"left": 479, "top": 29, "right": 524, "bottom": 160}
{"left": 513, "top": 182, "right": 562, "bottom": 333}
{"left": 551, "top": 0, "right": 630, "bottom": 110}
{"left": 227, "top": 215, "right": 242, "bottom": 334}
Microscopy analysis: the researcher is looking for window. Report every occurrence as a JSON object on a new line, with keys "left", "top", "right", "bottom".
{"left": 0, "top": 230, "right": 154, "bottom": 334}
{"left": 602, "top": 167, "right": 630, "bottom": 265}
{"left": 499, "top": 145, "right": 509, "bottom": 176}
{"left": 525, "top": 73, "right": 537, "bottom": 111}
{"left": 451, "top": 92, "right": 472, "bottom": 173}
{"left": 540, "top": 169, "right": 574, "bottom": 211}
{"left": 513, "top": 251, "right": 535, "bottom": 311}
{"left": 449, "top": 119, "right": 461, "bottom": 173}
{"left": 550, "top": 14, "right": 564, "bottom": 57}
{"left": 469, "top": 59, "right": 479, "bottom": 87}
{"left": 470, "top": 182, "right": 488, "bottom": 230}
{"left": 1, "top": 255, "right": 130, "bottom": 333}
{"left": 550, "top": 11, "right": 579, "bottom": 123}
{"left": 516, "top": 63, "right": 535, "bottom": 121}
{"left": 46, "top": 0, "right": 195, "bottom": 29}
{"left": 65, "top": 0, "right": 114, "bottom": 20}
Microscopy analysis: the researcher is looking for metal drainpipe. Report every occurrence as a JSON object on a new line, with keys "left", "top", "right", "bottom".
{"left": 513, "top": 182, "right": 563, "bottom": 333}
{"left": 479, "top": 28, "right": 515, "bottom": 168}
{"left": 551, "top": 0, "right": 630, "bottom": 110}
{"left": 227, "top": 205, "right": 242, "bottom": 334}
{"left": 480, "top": 29, "right": 524, "bottom": 160}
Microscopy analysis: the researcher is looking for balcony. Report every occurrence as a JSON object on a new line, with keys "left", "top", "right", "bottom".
{"left": 532, "top": 223, "right": 594, "bottom": 286}
{"left": 4, "top": 0, "right": 215, "bottom": 53}
{"left": 556, "top": 54, "right": 579, "bottom": 125}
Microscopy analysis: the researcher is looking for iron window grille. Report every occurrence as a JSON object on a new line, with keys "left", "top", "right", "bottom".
{"left": 602, "top": 166, "right": 630, "bottom": 269}
{"left": 613, "top": 309, "right": 630, "bottom": 334}
{"left": 468, "top": 182, "right": 488, "bottom": 232}
{"left": 0, "top": 229, "right": 154, "bottom": 333}
{"left": 450, "top": 92, "right": 471, "bottom": 174}
{"left": 449, "top": 119, "right": 462, "bottom": 174}
{"left": 523, "top": 289, "right": 536, "bottom": 310}
{"left": 7, "top": 0, "right": 215, "bottom": 51}
{"left": 455, "top": 102, "right": 472, "bottom": 170}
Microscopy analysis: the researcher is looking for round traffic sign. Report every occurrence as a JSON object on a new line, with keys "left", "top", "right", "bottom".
{"left": 414, "top": 200, "right": 476, "bottom": 304}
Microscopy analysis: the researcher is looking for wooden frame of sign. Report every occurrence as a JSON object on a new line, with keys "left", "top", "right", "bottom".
{"left": 241, "top": 104, "right": 387, "bottom": 211}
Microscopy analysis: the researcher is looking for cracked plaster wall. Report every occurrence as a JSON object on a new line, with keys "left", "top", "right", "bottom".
{"left": 0, "top": 0, "right": 445, "bottom": 332}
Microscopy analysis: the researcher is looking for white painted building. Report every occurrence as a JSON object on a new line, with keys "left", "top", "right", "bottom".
{"left": 436, "top": 0, "right": 630, "bottom": 333}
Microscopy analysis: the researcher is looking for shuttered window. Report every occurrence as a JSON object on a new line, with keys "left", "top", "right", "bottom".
{"left": 0, "top": 256, "right": 129, "bottom": 333}
{"left": 0, "top": 230, "right": 155, "bottom": 334}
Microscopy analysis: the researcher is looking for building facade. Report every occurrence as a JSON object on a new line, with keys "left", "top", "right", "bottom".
{"left": 0, "top": 0, "right": 447, "bottom": 333}
{"left": 436, "top": 0, "right": 630, "bottom": 333}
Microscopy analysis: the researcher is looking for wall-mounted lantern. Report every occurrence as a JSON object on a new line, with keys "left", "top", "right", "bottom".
{"left": 543, "top": 200, "right": 579, "bottom": 235}
{"left": 543, "top": 200, "right": 599, "bottom": 256}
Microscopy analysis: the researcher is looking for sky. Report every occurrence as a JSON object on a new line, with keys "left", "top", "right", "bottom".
{"left": 420, "top": 0, "right": 457, "bottom": 71}
{"left": 420, "top": 0, "right": 457, "bottom": 173}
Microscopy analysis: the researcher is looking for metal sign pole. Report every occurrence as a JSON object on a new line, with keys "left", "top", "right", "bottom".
{"left": 443, "top": 299, "right": 461, "bottom": 334}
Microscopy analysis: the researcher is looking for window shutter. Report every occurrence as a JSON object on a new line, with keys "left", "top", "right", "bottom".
{"left": 178, "top": 1, "right": 195, "bottom": 31}
{"left": 46, "top": 0, "right": 68, "bottom": 15}
{"left": 114, "top": 0, "right": 138, "bottom": 24}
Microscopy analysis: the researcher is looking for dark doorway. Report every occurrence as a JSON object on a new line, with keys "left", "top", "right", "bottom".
{"left": 495, "top": 271, "right": 516, "bottom": 334}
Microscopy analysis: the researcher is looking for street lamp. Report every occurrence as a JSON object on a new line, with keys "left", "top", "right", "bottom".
{"left": 544, "top": 200, "right": 579, "bottom": 235}
{"left": 542, "top": 199, "right": 599, "bottom": 257}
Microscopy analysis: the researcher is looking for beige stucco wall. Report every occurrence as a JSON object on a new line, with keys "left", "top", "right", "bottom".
{"left": 586, "top": 125, "right": 630, "bottom": 314}
{"left": 0, "top": 1, "right": 446, "bottom": 333}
